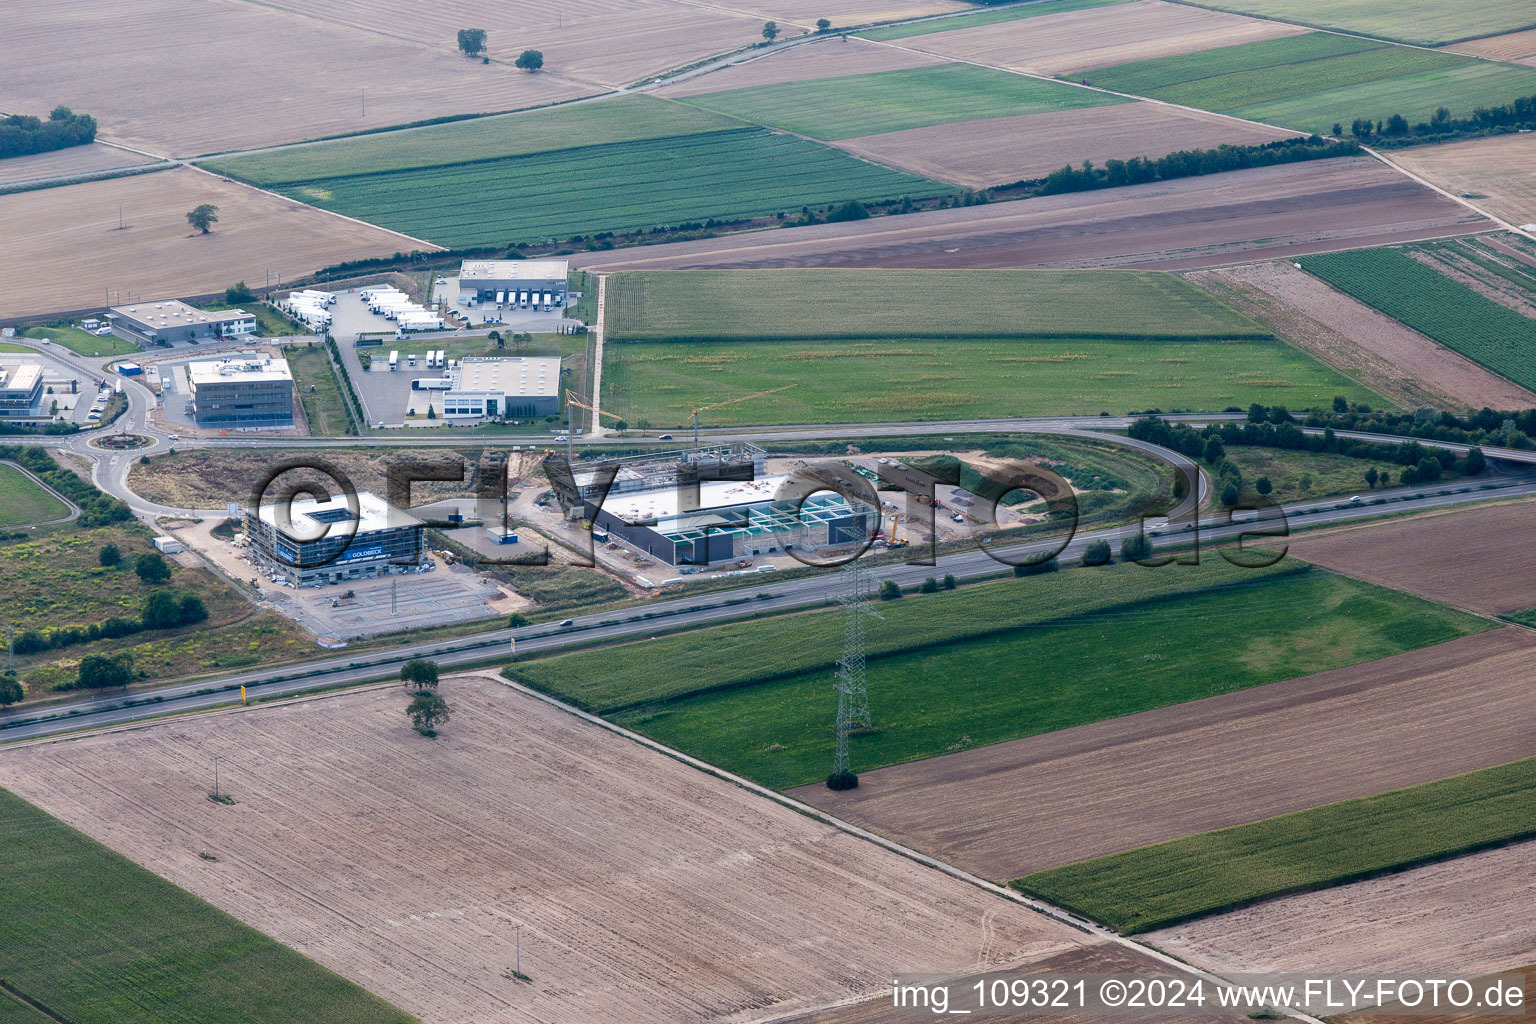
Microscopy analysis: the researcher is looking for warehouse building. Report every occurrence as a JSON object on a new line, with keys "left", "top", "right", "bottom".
{"left": 457, "top": 259, "right": 569, "bottom": 307}
{"left": 0, "top": 362, "right": 45, "bottom": 420}
{"left": 588, "top": 475, "right": 873, "bottom": 566}
{"left": 442, "top": 356, "right": 562, "bottom": 420}
{"left": 110, "top": 300, "right": 258, "bottom": 346}
{"left": 187, "top": 355, "right": 294, "bottom": 428}
{"left": 245, "top": 490, "right": 425, "bottom": 586}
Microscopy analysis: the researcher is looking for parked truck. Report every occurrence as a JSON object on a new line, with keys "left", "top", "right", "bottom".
{"left": 388, "top": 350, "right": 399, "bottom": 371}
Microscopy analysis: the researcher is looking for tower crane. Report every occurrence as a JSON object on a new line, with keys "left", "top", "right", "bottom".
{"left": 562, "top": 389, "right": 624, "bottom": 461}
{"left": 689, "top": 384, "right": 798, "bottom": 448}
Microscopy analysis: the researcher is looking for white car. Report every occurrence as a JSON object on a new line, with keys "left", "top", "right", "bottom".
{"left": 93, "top": 326, "right": 114, "bottom": 336}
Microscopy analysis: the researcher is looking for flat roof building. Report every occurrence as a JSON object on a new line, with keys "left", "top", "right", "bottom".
{"left": 0, "top": 362, "right": 45, "bottom": 419}
{"left": 457, "top": 259, "right": 568, "bottom": 305}
{"left": 588, "top": 473, "right": 873, "bottom": 566}
{"left": 442, "top": 356, "right": 562, "bottom": 420}
{"left": 110, "top": 300, "right": 257, "bottom": 347}
{"left": 187, "top": 355, "right": 294, "bottom": 429}
{"left": 245, "top": 490, "right": 425, "bottom": 586}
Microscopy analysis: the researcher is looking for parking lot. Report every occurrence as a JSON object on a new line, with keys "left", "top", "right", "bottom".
{"left": 432, "top": 276, "right": 575, "bottom": 331}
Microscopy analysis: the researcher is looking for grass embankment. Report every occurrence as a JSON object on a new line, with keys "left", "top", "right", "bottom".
{"left": 0, "top": 788, "right": 415, "bottom": 1024}
{"left": 1015, "top": 756, "right": 1536, "bottom": 933}
{"left": 1300, "top": 248, "right": 1536, "bottom": 393}
{"left": 602, "top": 269, "right": 1373, "bottom": 425}
{"left": 510, "top": 559, "right": 1489, "bottom": 788}
{"left": 0, "top": 463, "right": 70, "bottom": 526}
{"left": 22, "top": 325, "right": 138, "bottom": 358}
{"left": 285, "top": 344, "right": 355, "bottom": 436}
{"left": 1218, "top": 446, "right": 1438, "bottom": 501}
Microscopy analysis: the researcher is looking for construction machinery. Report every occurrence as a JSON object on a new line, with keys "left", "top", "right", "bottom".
{"left": 689, "top": 384, "right": 798, "bottom": 448}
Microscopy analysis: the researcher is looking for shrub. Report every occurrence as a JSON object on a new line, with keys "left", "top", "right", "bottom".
{"left": 75, "top": 653, "right": 133, "bottom": 690}
{"left": 825, "top": 769, "right": 859, "bottom": 790}
{"left": 1119, "top": 534, "right": 1153, "bottom": 562}
{"left": 919, "top": 577, "right": 939, "bottom": 593}
{"left": 942, "top": 573, "right": 957, "bottom": 590}
{"left": 1081, "top": 539, "right": 1112, "bottom": 566}
{"left": 0, "top": 674, "right": 22, "bottom": 706}
{"left": 877, "top": 579, "right": 901, "bottom": 601}
{"left": 1014, "top": 556, "right": 1059, "bottom": 576}
{"left": 135, "top": 552, "right": 171, "bottom": 584}
{"left": 98, "top": 542, "right": 121, "bottom": 566}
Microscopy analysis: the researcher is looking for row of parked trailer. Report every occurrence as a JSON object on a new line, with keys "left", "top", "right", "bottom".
{"left": 386, "top": 349, "right": 453, "bottom": 372}
{"left": 471, "top": 289, "right": 561, "bottom": 312}
{"left": 361, "top": 284, "right": 444, "bottom": 332}
{"left": 281, "top": 289, "right": 336, "bottom": 333}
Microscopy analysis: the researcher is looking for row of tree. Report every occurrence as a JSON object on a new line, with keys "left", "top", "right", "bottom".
{"left": 1338, "top": 92, "right": 1536, "bottom": 146}
{"left": 1037, "top": 136, "right": 1360, "bottom": 196}
{"left": 0, "top": 107, "right": 96, "bottom": 160}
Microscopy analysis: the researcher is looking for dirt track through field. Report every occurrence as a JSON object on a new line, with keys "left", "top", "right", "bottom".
{"left": 574, "top": 158, "right": 1491, "bottom": 272}
{"left": 0, "top": 675, "right": 1100, "bottom": 1024}
{"left": 793, "top": 627, "right": 1536, "bottom": 882}
{"left": 1147, "top": 840, "right": 1536, "bottom": 977}
{"left": 1286, "top": 501, "right": 1536, "bottom": 617}
{"left": 902, "top": 0, "right": 1307, "bottom": 76}
{"left": 1189, "top": 262, "right": 1536, "bottom": 411}
{"left": 835, "top": 104, "right": 1294, "bottom": 188}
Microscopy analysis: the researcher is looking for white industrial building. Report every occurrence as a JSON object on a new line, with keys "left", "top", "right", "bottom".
{"left": 110, "top": 300, "right": 257, "bottom": 346}
{"left": 0, "top": 362, "right": 45, "bottom": 420}
{"left": 187, "top": 355, "right": 294, "bottom": 428}
{"left": 457, "top": 260, "right": 568, "bottom": 308}
{"left": 441, "top": 356, "right": 562, "bottom": 420}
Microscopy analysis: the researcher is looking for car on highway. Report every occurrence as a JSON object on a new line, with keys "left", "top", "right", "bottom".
{"left": 658, "top": 434, "right": 673, "bottom": 440}
{"left": 559, "top": 618, "right": 574, "bottom": 627}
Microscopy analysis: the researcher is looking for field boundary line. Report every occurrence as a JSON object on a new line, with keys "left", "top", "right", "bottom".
{"left": 479, "top": 670, "right": 1327, "bottom": 1024}
{"left": 180, "top": 163, "right": 446, "bottom": 253}
{"left": 1360, "top": 145, "right": 1536, "bottom": 243}
{"left": 589, "top": 274, "right": 607, "bottom": 433}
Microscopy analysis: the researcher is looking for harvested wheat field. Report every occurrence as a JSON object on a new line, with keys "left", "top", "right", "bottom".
{"left": 0, "top": 144, "right": 158, "bottom": 186}
{"left": 576, "top": 158, "right": 1491, "bottom": 272}
{"left": 836, "top": 103, "right": 1293, "bottom": 188}
{"left": 660, "top": 36, "right": 950, "bottom": 98}
{"left": 794, "top": 627, "right": 1536, "bottom": 882}
{"left": 3, "top": 0, "right": 593, "bottom": 156}
{"left": 788, "top": 943, "right": 1254, "bottom": 1024}
{"left": 1445, "top": 29, "right": 1536, "bottom": 66}
{"left": 1387, "top": 134, "right": 1536, "bottom": 230}
{"left": 0, "top": 168, "right": 417, "bottom": 319}
{"left": 905, "top": 0, "right": 1306, "bottom": 77}
{"left": 1287, "top": 502, "right": 1536, "bottom": 617}
{"left": 260, "top": 0, "right": 766, "bottom": 89}
{"left": 1148, "top": 839, "right": 1536, "bottom": 977}
{"left": 0, "top": 675, "right": 1099, "bottom": 1024}
{"left": 1188, "top": 262, "right": 1536, "bottom": 410}
{"left": 734, "top": 0, "right": 970, "bottom": 27}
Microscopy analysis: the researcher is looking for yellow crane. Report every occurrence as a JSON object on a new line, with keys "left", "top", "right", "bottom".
{"left": 689, "top": 384, "right": 798, "bottom": 448}
{"left": 561, "top": 389, "right": 625, "bottom": 460}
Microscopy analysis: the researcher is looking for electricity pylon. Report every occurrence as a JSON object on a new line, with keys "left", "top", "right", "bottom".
{"left": 833, "top": 560, "right": 881, "bottom": 778}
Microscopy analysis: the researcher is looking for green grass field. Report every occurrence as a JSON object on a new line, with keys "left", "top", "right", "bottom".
{"left": 858, "top": 0, "right": 1129, "bottom": 41}
{"left": 512, "top": 560, "right": 1489, "bottom": 788}
{"left": 1015, "top": 756, "right": 1536, "bottom": 933}
{"left": 1299, "top": 248, "right": 1536, "bottom": 392}
{"left": 1182, "top": 0, "right": 1536, "bottom": 46}
{"left": 22, "top": 325, "right": 139, "bottom": 357}
{"left": 1218, "top": 446, "right": 1425, "bottom": 500}
{"left": 204, "top": 96, "right": 742, "bottom": 184}
{"left": 681, "top": 63, "right": 1127, "bottom": 141}
{"left": 606, "top": 269, "right": 1268, "bottom": 341}
{"left": 602, "top": 269, "right": 1373, "bottom": 425}
{"left": 286, "top": 345, "right": 355, "bottom": 435}
{"left": 0, "top": 462, "right": 70, "bottom": 527}
{"left": 1083, "top": 33, "right": 1536, "bottom": 134}
{"left": 274, "top": 129, "right": 953, "bottom": 247}
{"left": 0, "top": 787, "right": 414, "bottom": 1024}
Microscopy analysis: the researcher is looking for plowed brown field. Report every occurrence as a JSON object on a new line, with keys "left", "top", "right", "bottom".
{"left": 902, "top": 0, "right": 1306, "bottom": 77}
{"left": 660, "top": 36, "right": 950, "bottom": 97}
{"left": 0, "top": 168, "right": 416, "bottom": 319}
{"left": 1188, "top": 262, "right": 1536, "bottom": 410}
{"left": 574, "top": 158, "right": 1490, "bottom": 272}
{"left": 0, "top": 675, "right": 1099, "bottom": 1024}
{"left": 836, "top": 104, "right": 1293, "bottom": 188}
{"left": 1444, "top": 29, "right": 1536, "bottom": 65}
{"left": 793, "top": 628, "right": 1534, "bottom": 882}
{"left": 3, "top": 0, "right": 593, "bottom": 156}
{"left": 1147, "top": 839, "right": 1536, "bottom": 977}
{"left": 1286, "top": 502, "right": 1536, "bottom": 616}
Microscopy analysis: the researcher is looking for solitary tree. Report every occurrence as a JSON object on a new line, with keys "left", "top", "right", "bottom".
{"left": 407, "top": 690, "right": 451, "bottom": 737}
{"left": 135, "top": 552, "right": 172, "bottom": 584}
{"left": 0, "top": 674, "right": 23, "bottom": 707}
{"left": 515, "top": 49, "right": 544, "bottom": 72}
{"left": 613, "top": 419, "right": 628, "bottom": 434}
{"left": 816, "top": 18, "right": 831, "bottom": 31}
{"left": 400, "top": 658, "right": 440, "bottom": 690}
{"left": 186, "top": 203, "right": 219, "bottom": 234}
{"left": 99, "top": 542, "right": 121, "bottom": 567}
{"left": 1081, "top": 539, "right": 1112, "bottom": 566}
{"left": 762, "top": 20, "right": 779, "bottom": 41}
{"left": 457, "top": 28, "right": 487, "bottom": 57}
{"left": 76, "top": 653, "right": 133, "bottom": 691}
{"left": 1378, "top": 469, "right": 1391, "bottom": 487}
{"left": 1254, "top": 476, "right": 1273, "bottom": 495}
{"left": 225, "top": 281, "right": 255, "bottom": 304}
{"left": 1364, "top": 467, "right": 1379, "bottom": 489}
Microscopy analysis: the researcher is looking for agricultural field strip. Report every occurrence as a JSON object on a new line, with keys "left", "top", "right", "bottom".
{"left": 1015, "top": 754, "right": 1536, "bottom": 934}
{"left": 1169, "top": 0, "right": 1536, "bottom": 48}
